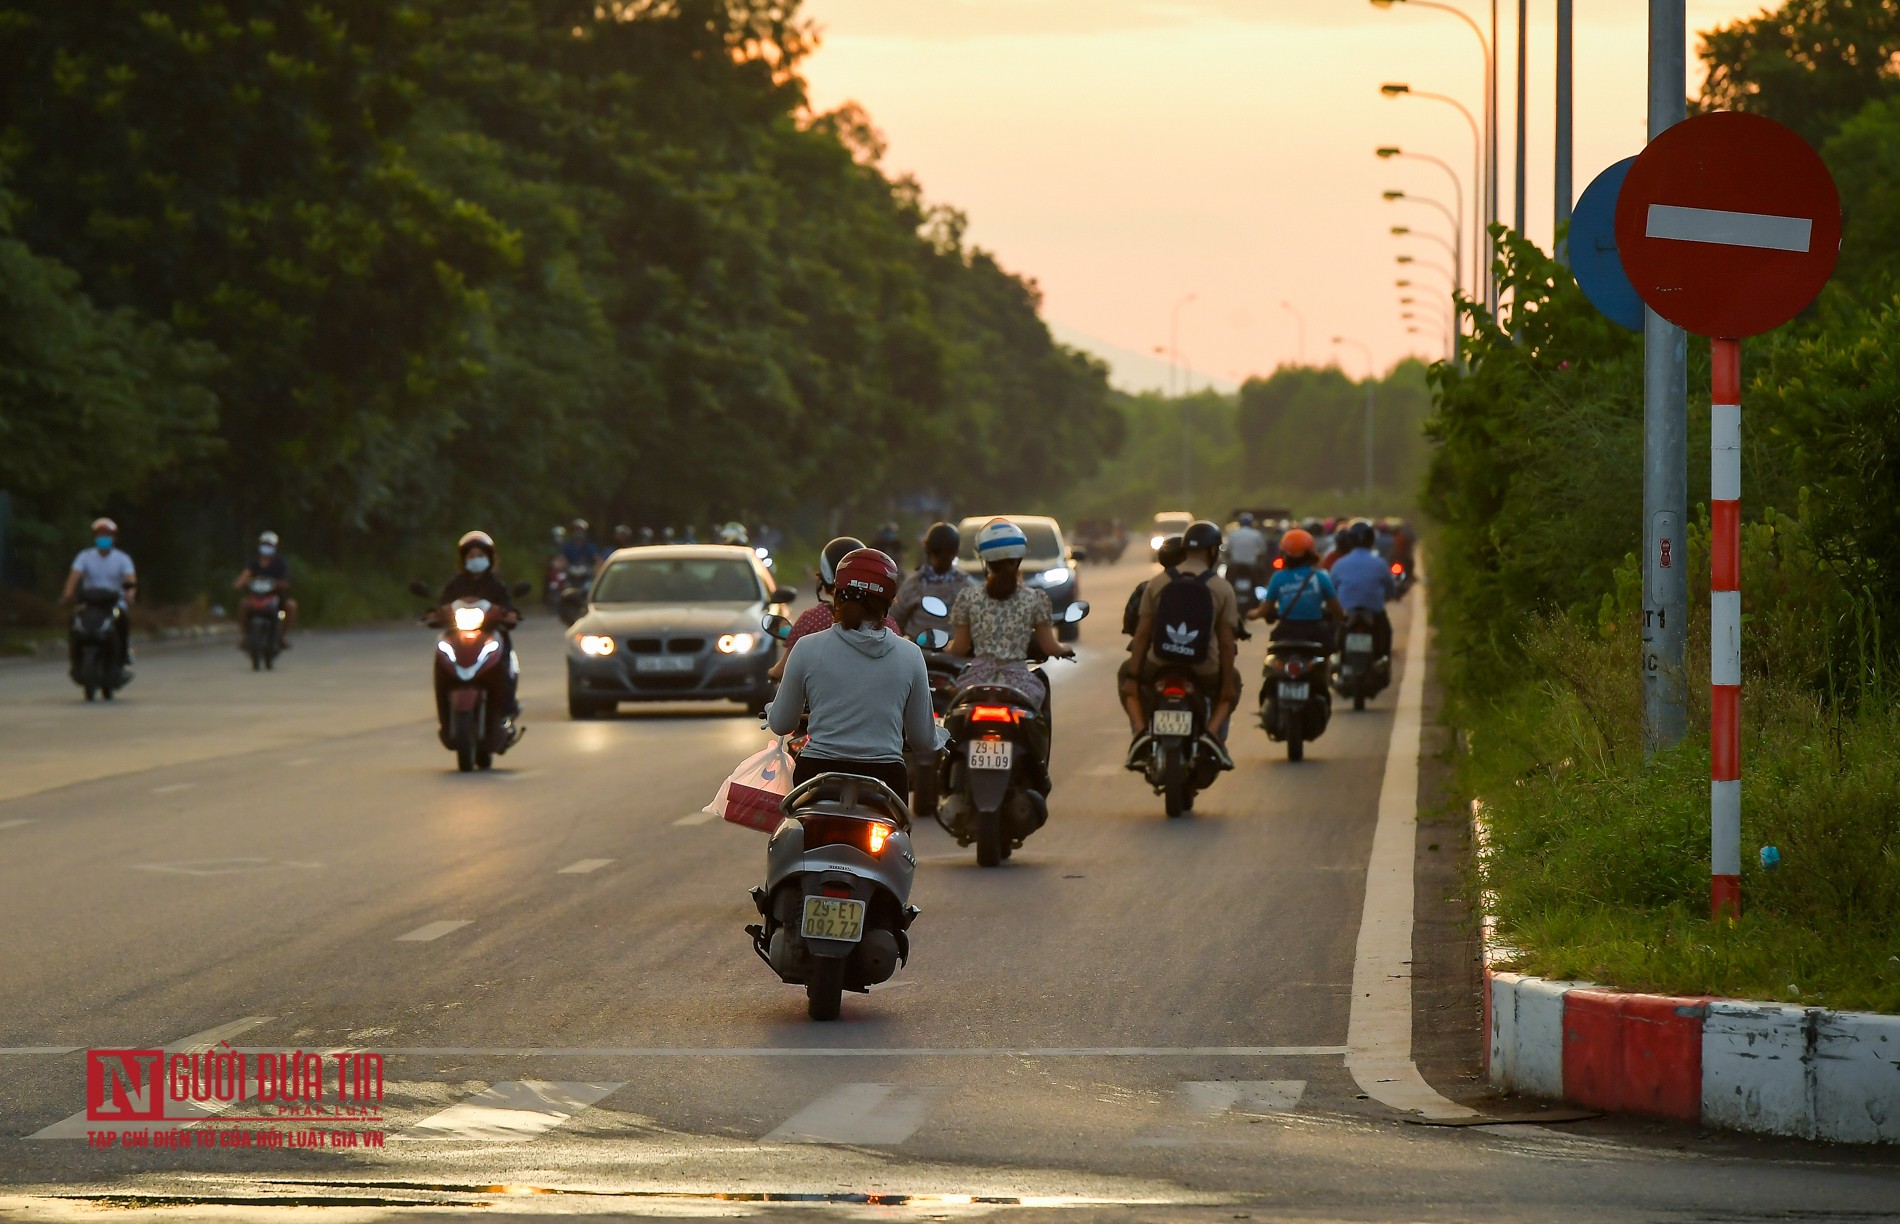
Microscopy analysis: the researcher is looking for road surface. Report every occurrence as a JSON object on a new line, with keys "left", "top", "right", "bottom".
{"left": 1, "top": 557, "right": 1895, "bottom": 1221}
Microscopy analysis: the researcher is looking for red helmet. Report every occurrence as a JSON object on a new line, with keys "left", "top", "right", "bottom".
{"left": 832, "top": 548, "right": 902, "bottom": 606}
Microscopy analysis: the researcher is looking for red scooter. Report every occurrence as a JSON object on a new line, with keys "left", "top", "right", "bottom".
{"left": 410, "top": 580, "right": 532, "bottom": 772}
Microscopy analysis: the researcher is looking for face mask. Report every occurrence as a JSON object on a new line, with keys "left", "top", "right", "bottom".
{"left": 258, "top": 545, "right": 277, "bottom": 557}
{"left": 95, "top": 536, "right": 114, "bottom": 551}
{"left": 466, "top": 554, "right": 491, "bottom": 574}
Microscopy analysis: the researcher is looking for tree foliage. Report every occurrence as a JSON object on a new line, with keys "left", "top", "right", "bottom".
{"left": 0, "top": 0, "right": 1119, "bottom": 596}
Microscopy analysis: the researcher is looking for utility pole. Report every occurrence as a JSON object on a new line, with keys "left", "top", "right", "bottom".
{"left": 1555, "top": 0, "right": 1574, "bottom": 265}
{"left": 1488, "top": 0, "right": 1500, "bottom": 315}
{"left": 1643, "top": 0, "right": 1689, "bottom": 752}
{"left": 1514, "top": 0, "right": 1528, "bottom": 242}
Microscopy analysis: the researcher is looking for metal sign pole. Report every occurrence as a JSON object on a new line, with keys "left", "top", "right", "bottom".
{"left": 1555, "top": 0, "right": 1574, "bottom": 266}
{"left": 1642, "top": 0, "right": 1689, "bottom": 753}
{"left": 1711, "top": 338, "right": 1742, "bottom": 918}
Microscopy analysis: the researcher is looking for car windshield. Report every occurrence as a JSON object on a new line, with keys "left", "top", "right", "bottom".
{"left": 1154, "top": 515, "right": 1192, "bottom": 532}
{"left": 959, "top": 521, "right": 1063, "bottom": 564}
{"left": 593, "top": 557, "right": 761, "bottom": 604}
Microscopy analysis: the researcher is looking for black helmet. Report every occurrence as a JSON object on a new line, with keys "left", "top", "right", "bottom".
{"left": 924, "top": 521, "right": 961, "bottom": 555}
{"left": 1157, "top": 533, "right": 1188, "bottom": 569}
{"left": 818, "top": 536, "right": 866, "bottom": 587}
{"left": 1183, "top": 519, "right": 1223, "bottom": 557}
{"left": 1237, "top": 512, "right": 1255, "bottom": 527}
{"left": 1350, "top": 519, "right": 1377, "bottom": 550}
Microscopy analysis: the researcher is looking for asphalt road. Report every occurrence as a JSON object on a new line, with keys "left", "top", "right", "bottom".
{"left": 1, "top": 558, "right": 1896, "bottom": 1222}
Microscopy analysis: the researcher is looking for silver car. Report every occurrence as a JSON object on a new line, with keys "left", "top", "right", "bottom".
{"left": 565, "top": 545, "right": 794, "bottom": 718}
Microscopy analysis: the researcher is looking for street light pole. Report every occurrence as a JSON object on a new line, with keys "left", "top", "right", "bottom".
{"left": 1332, "top": 337, "right": 1378, "bottom": 497}
{"left": 1514, "top": 0, "right": 1528, "bottom": 240}
{"left": 1555, "top": 0, "right": 1574, "bottom": 264}
{"left": 1376, "top": 150, "right": 1466, "bottom": 293}
{"left": 1379, "top": 85, "right": 1484, "bottom": 305}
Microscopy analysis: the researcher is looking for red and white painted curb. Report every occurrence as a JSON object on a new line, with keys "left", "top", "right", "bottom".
{"left": 1485, "top": 970, "right": 1900, "bottom": 1142}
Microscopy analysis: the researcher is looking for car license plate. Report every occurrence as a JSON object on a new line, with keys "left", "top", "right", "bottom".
{"left": 801, "top": 895, "right": 866, "bottom": 942}
{"left": 968, "top": 738, "right": 1012, "bottom": 771}
{"left": 635, "top": 654, "right": 694, "bottom": 673}
{"left": 1152, "top": 709, "right": 1194, "bottom": 738}
{"left": 1278, "top": 682, "right": 1310, "bottom": 701}
{"left": 1346, "top": 633, "right": 1375, "bottom": 653}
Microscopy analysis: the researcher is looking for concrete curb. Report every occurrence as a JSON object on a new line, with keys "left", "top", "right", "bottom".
{"left": 1485, "top": 968, "right": 1900, "bottom": 1142}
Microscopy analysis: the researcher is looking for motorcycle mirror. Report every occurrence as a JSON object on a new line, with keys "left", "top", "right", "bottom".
{"left": 931, "top": 629, "right": 951, "bottom": 649}
{"left": 919, "top": 595, "right": 949, "bottom": 617}
{"left": 761, "top": 615, "right": 794, "bottom": 641}
{"left": 1069, "top": 546, "right": 1088, "bottom": 563}
{"left": 408, "top": 580, "right": 432, "bottom": 599}
{"left": 770, "top": 587, "right": 797, "bottom": 606}
{"left": 1255, "top": 586, "right": 1269, "bottom": 602}
{"left": 510, "top": 581, "right": 533, "bottom": 598}
{"left": 1062, "top": 601, "right": 1090, "bottom": 623}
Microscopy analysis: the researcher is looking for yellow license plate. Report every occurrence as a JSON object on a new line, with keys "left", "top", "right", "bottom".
{"left": 801, "top": 895, "right": 866, "bottom": 942}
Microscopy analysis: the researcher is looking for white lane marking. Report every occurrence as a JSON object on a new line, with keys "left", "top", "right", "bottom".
{"left": 557, "top": 859, "right": 614, "bottom": 874}
{"left": 1646, "top": 203, "right": 1813, "bottom": 253}
{"left": 394, "top": 1080, "right": 623, "bottom": 1142}
{"left": 30, "top": 1017, "right": 271, "bottom": 1139}
{"left": 1346, "top": 583, "right": 1480, "bottom": 1122}
{"left": 1084, "top": 764, "right": 1125, "bottom": 777}
{"left": 283, "top": 757, "right": 318, "bottom": 767}
{"left": 395, "top": 920, "right": 472, "bottom": 942}
{"left": 0, "top": 819, "right": 36, "bottom": 831}
{"left": 1180, "top": 1080, "right": 1306, "bottom": 1117}
{"left": 497, "top": 769, "right": 544, "bottom": 783}
{"left": 151, "top": 783, "right": 196, "bottom": 795}
{"left": 0, "top": 1047, "right": 80, "bottom": 1055}
{"left": 132, "top": 859, "right": 321, "bottom": 876}
{"left": 672, "top": 810, "right": 717, "bottom": 826}
{"left": 296, "top": 1045, "right": 1347, "bottom": 1058}
{"left": 765, "top": 1083, "right": 938, "bottom": 1145}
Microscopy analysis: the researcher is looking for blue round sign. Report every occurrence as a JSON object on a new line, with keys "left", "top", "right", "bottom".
{"left": 1570, "top": 157, "right": 1645, "bottom": 332}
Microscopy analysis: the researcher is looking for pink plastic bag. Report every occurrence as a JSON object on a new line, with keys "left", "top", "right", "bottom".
{"left": 704, "top": 737, "right": 794, "bottom": 832}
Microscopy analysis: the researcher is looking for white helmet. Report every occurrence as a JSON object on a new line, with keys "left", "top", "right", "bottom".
{"left": 975, "top": 518, "right": 1027, "bottom": 563}
{"left": 718, "top": 521, "right": 748, "bottom": 545}
{"left": 91, "top": 517, "right": 118, "bottom": 535}
{"left": 258, "top": 530, "right": 280, "bottom": 547}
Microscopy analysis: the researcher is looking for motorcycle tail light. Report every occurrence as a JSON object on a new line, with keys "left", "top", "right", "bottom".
{"left": 1391, "top": 563, "right": 1404, "bottom": 575}
{"left": 1273, "top": 557, "right": 1285, "bottom": 570}
{"left": 867, "top": 824, "right": 890, "bottom": 855}
{"left": 1284, "top": 660, "right": 1307, "bottom": 679}
{"left": 971, "top": 705, "right": 1017, "bottom": 723}
{"left": 821, "top": 882, "right": 855, "bottom": 898}
{"left": 1160, "top": 682, "right": 1190, "bottom": 699}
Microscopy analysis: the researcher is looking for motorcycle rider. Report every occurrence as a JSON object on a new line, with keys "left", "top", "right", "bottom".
{"left": 1122, "top": 519, "right": 1239, "bottom": 768}
{"left": 561, "top": 519, "right": 600, "bottom": 572}
{"left": 1329, "top": 521, "right": 1398, "bottom": 660}
{"left": 612, "top": 524, "right": 636, "bottom": 550}
{"left": 1250, "top": 528, "right": 1345, "bottom": 644}
{"left": 233, "top": 530, "right": 296, "bottom": 648}
{"left": 61, "top": 517, "right": 137, "bottom": 677}
{"left": 767, "top": 548, "right": 938, "bottom": 797}
{"left": 769, "top": 536, "right": 900, "bottom": 682}
{"left": 718, "top": 521, "right": 750, "bottom": 547}
{"left": 893, "top": 522, "right": 976, "bottom": 635}
{"left": 437, "top": 531, "right": 524, "bottom": 741}
{"left": 945, "top": 519, "right": 1073, "bottom": 793}
{"left": 1224, "top": 511, "right": 1270, "bottom": 595}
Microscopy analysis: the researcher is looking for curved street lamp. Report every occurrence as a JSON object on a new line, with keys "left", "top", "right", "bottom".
{"left": 1391, "top": 224, "right": 1460, "bottom": 267}
{"left": 1380, "top": 172, "right": 1466, "bottom": 294}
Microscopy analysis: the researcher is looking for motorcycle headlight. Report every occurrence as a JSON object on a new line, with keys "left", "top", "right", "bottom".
{"left": 717, "top": 632, "right": 756, "bottom": 654}
{"left": 578, "top": 634, "right": 616, "bottom": 657}
{"left": 1150, "top": 535, "right": 1165, "bottom": 550}
{"left": 452, "top": 606, "right": 487, "bottom": 632}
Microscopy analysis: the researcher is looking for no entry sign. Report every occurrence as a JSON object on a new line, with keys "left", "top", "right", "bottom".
{"left": 1615, "top": 111, "right": 1841, "bottom": 338}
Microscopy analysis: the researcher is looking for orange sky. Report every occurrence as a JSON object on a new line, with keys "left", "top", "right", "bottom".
{"left": 798, "top": 0, "right": 1769, "bottom": 389}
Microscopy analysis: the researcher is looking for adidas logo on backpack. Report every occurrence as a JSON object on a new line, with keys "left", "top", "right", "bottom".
{"left": 1153, "top": 567, "right": 1216, "bottom": 664}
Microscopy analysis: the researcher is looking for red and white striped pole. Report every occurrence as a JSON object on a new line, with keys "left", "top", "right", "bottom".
{"left": 1710, "top": 337, "right": 1742, "bottom": 920}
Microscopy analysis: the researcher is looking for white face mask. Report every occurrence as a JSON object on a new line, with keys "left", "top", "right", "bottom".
{"left": 466, "top": 554, "right": 492, "bottom": 574}
{"left": 258, "top": 545, "right": 277, "bottom": 557}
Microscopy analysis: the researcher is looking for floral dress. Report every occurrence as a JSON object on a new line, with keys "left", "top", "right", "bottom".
{"left": 951, "top": 585, "right": 1052, "bottom": 702}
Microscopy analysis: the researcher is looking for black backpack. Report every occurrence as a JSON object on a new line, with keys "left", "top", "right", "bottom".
{"left": 1151, "top": 566, "right": 1217, "bottom": 664}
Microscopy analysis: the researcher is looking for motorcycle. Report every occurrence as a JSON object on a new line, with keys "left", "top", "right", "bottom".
{"left": 1227, "top": 564, "right": 1264, "bottom": 621}
{"left": 70, "top": 587, "right": 128, "bottom": 702}
{"left": 746, "top": 772, "right": 919, "bottom": 1021}
{"left": 557, "top": 562, "right": 593, "bottom": 627}
{"left": 1390, "top": 558, "right": 1416, "bottom": 601}
{"left": 241, "top": 577, "right": 287, "bottom": 671}
{"left": 544, "top": 556, "right": 567, "bottom": 615}
{"left": 410, "top": 579, "right": 533, "bottom": 772}
{"left": 937, "top": 602, "right": 1088, "bottom": 866}
{"left": 1138, "top": 668, "right": 1223, "bottom": 818}
{"left": 905, "top": 594, "right": 966, "bottom": 822}
{"left": 1260, "top": 636, "right": 1333, "bottom": 761}
{"left": 1332, "top": 609, "right": 1390, "bottom": 711}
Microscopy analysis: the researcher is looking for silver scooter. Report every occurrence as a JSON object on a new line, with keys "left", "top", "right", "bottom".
{"left": 746, "top": 772, "right": 920, "bottom": 1021}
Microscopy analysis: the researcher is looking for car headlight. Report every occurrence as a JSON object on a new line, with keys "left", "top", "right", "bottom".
{"left": 452, "top": 606, "right": 487, "bottom": 632}
{"left": 1034, "top": 567, "right": 1071, "bottom": 587}
{"left": 755, "top": 547, "right": 770, "bottom": 558}
{"left": 578, "top": 634, "right": 616, "bottom": 657}
{"left": 1150, "top": 535, "right": 1165, "bottom": 550}
{"left": 717, "top": 632, "right": 756, "bottom": 654}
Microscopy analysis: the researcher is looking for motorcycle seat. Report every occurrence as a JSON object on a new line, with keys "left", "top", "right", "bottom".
{"left": 784, "top": 772, "right": 912, "bottom": 828}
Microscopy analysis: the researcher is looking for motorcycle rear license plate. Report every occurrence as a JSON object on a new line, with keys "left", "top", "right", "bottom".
{"left": 1346, "top": 633, "right": 1375, "bottom": 653}
{"left": 1152, "top": 709, "right": 1194, "bottom": 738}
{"left": 634, "top": 655, "right": 694, "bottom": 673}
{"left": 801, "top": 896, "right": 866, "bottom": 942}
{"left": 1278, "top": 682, "right": 1310, "bottom": 701}
{"left": 968, "top": 738, "right": 1012, "bottom": 771}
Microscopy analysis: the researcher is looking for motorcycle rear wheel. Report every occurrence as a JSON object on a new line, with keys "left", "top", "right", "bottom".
{"left": 975, "top": 809, "right": 1004, "bottom": 867}
{"left": 1162, "top": 746, "right": 1190, "bottom": 819}
{"left": 1353, "top": 695, "right": 1366, "bottom": 711}
{"left": 806, "top": 958, "right": 844, "bottom": 1021}
{"left": 1286, "top": 730, "right": 1304, "bottom": 762}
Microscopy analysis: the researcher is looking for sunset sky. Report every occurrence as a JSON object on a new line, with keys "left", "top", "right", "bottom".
{"left": 798, "top": 0, "right": 1768, "bottom": 390}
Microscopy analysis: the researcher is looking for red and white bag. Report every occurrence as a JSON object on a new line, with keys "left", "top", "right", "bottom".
{"left": 704, "top": 737, "right": 794, "bottom": 832}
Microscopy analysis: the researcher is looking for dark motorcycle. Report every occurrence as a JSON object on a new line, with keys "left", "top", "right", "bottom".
{"left": 241, "top": 577, "right": 287, "bottom": 671}
{"left": 70, "top": 587, "right": 128, "bottom": 702}
{"left": 1332, "top": 609, "right": 1391, "bottom": 711}
{"left": 747, "top": 772, "right": 919, "bottom": 1021}
{"left": 411, "top": 580, "right": 532, "bottom": 772}
{"left": 1260, "top": 637, "right": 1333, "bottom": 761}
{"left": 1227, "top": 565, "right": 1265, "bottom": 621}
{"left": 557, "top": 562, "right": 593, "bottom": 627}
{"left": 1139, "top": 668, "right": 1223, "bottom": 818}
{"left": 937, "top": 602, "right": 1087, "bottom": 866}
{"left": 905, "top": 594, "right": 966, "bottom": 822}
{"left": 1390, "top": 558, "right": 1416, "bottom": 601}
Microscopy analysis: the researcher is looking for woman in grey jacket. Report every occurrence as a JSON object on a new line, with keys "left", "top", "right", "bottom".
{"left": 767, "top": 548, "right": 939, "bottom": 798}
